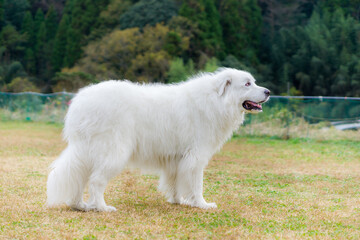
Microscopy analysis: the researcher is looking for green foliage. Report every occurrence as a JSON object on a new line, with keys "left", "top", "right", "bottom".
{"left": 164, "top": 31, "right": 189, "bottom": 57}
{"left": 270, "top": 8, "right": 360, "bottom": 96}
{"left": 221, "top": 55, "right": 250, "bottom": 71}
{"left": 35, "top": 22, "right": 46, "bottom": 77}
{"left": 24, "top": 48, "right": 35, "bottom": 74}
{"left": 75, "top": 23, "right": 189, "bottom": 83}
{"left": 3, "top": 0, "right": 30, "bottom": 29}
{"left": 45, "top": 6, "right": 58, "bottom": 40}
{"left": 0, "top": 0, "right": 4, "bottom": 28}
{"left": 180, "top": 0, "right": 224, "bottom": 57}
{"left": 52, "top": 14, "right": 69, "bottom": 72}
{"left": 219, "top": 0, "right": 261, "bottom": 63}
{"left": 4, "top": 77, "right": 39, "bottom": 92}
{"left": 167, "top": 58, "right": 194, "bottom": 83}
{"left": 0, "top": 61, "right": 27, "bottom": 84}
{"left": 203, "top": 57, "right": 219, "bottom": 72}
{"left": 0, "top": 0, "right": 359, "bottom": 97}
{"left": 0, "top": 25, "right": 26, "bottom": 60}
{"left": 62, "top": 0, "right": 110, "bottom": 67}
{"left": 64, "top": 26, "right": 82, "bottom": 68}
{"left": 89, "top": 0, "right": 132, "bottom": 40}
{"left": 52, "top": 71, "right": 96, "bottom": 92}
{"left": 33, "top": 8, "right": 45, "bottom": 37}
{"left": 21, "top": 11, "right": 34, "bottom": 46}
{"left": 119, "top": 0, "right": 178, "bottom": 29}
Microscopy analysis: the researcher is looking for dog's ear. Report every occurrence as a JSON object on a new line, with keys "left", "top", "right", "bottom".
{"left": 217, "top": 78, "right": 232, "bottom": 96}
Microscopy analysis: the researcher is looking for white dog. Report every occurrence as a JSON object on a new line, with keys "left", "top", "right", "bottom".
{"left": 47, "top": 68, "right": 270, "bottom": 211}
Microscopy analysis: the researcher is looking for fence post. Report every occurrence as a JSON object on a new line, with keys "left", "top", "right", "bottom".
{"left": 285, "top": 83, "right": 290, "bottom": 139}
{"left": 26, "top": 94, "right": 31, "bottom": 121}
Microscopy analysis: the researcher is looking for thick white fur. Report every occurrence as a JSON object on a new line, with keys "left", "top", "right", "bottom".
{"left": 47, "top": 68, "right": 270, "bottom": 211}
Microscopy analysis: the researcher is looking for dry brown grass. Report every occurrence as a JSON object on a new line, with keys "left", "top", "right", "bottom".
{"left": 0, "top": 122, "right": 359, "bottom": 239}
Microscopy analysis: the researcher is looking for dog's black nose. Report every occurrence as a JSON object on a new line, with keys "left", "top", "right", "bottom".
{"left": 264, "top": 89, "right": 270, "bottom": 96}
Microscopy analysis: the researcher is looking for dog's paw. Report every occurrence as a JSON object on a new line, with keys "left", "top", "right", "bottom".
{"left": 197, "top": 202, "right": 217, "bottom": 209}
{"left": 167, "top": 197, "right": 181, "bottom": 204}
{"left": 85, "top": 203, "right": 117, "bottom": 212}
{"left": 70, "top": 202, "right": 89, "bottom": 211}
{"left": 183, "top": 199, "right": 218, "bottom": 209}
{"left": 101, "top": 205, "right": 117, "bottom": 212}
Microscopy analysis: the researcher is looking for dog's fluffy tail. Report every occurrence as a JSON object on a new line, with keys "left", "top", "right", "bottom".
{"left": 47, "top": 146, "right": 87, "bottom": 207}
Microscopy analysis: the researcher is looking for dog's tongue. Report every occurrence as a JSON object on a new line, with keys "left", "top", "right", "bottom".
{"left": 247, "top": 101, "right": 262, "bottom": 110}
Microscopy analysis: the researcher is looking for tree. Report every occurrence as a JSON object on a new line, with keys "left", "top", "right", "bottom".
{"left": 88, "top": 0, "right": 132, "bottom": 40}
{"left": 64, "top": 26, "right": 82, "bottom": 68}
{"left": 52, "top": 71, "right": 96, "bottom": 92}
{"left": 3, "top": 0, "right": 30, "bottom": 29}
{"left": 24, "top": 48, "right": 35, "bottom": 74}
{"left": 21, "top": 11, "right": 35, "bottom": 47}
{"left": 45, "top": 5, "right": 58, "bottom": 40}
{"left": 21, "top": 11, "right": 35, "bottom": 74}
{"left": 62, "top": 0, "right": 110, "bottom": 67}
{"left": 269, "top": 8, "right": 360, "bottom": 96}
{"left": 33, "top": 8, "right": 45, "bottom": 38}
{"left": 0, "top": 25, "right": 26, "bottom": 61}
{"left": 219, "top": 0, "right": 262, "bottom": 63}
{"left": 52, "top": 14, "right": 69, "bottom": 72}
{"left": 167, "top": 58, "right": 195, "bottom": 83}
{"left": 5, "top": 76, "right": 39, "bottom": 92}
{"left": 0, "top": 0, "right": 5, "bottom": 29}
{"left": 0, "top": 61, "right": 27, "bottom": 85}
{"left": 119, "top": 0, "right": 178, "bottom": 29}
{"left": 35, "top": 22, "right": 46, "bottom": 78}
{"left": 180, "top": 0, "right": 224, "bottom": 58}
{"left": 74, "top": 23, "right": 189, "bottom": 82}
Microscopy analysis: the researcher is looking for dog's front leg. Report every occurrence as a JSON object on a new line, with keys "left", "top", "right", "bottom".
{"left": 177, "top": 156, "right": 217, "bottom": 209}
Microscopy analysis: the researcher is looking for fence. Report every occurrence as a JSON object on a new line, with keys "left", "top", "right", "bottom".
{"left": 1, "top": 92, "right": 359, "bottom": 140}
{"left": 239, "top": 96, "right": 360, "bottom": 140}
{"left": 0, "top": 92, "right": 73, "bottom": 123}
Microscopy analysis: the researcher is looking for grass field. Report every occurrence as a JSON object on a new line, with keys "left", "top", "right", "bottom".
{"left": 0, "top": 122, "right": 359, "bottom": 239}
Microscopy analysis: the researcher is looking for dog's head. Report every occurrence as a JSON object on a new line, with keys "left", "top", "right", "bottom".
{"left": 215, "top": 68, "right": 270, "bottom": 113}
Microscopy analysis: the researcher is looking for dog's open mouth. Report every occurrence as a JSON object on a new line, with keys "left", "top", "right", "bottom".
{"left": 242, "top": 100, "right": 263, "bottom": 111}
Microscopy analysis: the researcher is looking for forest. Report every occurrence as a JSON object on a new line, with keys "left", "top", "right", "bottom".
{"left": 0, "top": 0, "right": 359, "bottom": 96}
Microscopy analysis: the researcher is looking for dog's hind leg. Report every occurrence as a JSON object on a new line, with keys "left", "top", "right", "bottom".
{"left": 159, "top": 168, "right": 180, "bottom": 204}
{"left": 86, "top": 148, "right": 130, "bottom": 212}
{"left": 47, "top": 145, "right": 89, "bottom": 211}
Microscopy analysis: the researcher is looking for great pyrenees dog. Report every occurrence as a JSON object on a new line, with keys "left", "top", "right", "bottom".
{"left": 47, "top": 68, "right": 270, "bottom": 211}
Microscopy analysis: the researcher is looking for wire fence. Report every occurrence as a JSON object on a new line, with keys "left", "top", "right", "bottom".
{"left": 0, "top": 92, "right": 74, "bottom": 123}
{"left": 1, "top": 92, "right": 359, "bottom": 140}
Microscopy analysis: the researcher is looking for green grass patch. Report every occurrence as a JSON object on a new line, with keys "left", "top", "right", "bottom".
{"left": 0, "top": 121, "right": 359, "bottom": 239}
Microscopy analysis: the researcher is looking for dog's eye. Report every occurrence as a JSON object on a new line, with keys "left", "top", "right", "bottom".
{"left": 245, "top": 82, "right": 251, "bottom": 87}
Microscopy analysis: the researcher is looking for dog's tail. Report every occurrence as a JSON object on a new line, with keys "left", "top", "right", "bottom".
{"left": 46, "top": 146, "right": 88, "bottom": 207}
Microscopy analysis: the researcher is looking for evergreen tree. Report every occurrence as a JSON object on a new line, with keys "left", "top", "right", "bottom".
{"left": 21, "top": 11, "right": 36, "bottom": 74}
{"left": 33, "top": 9, "right": 45, "bottom": 38}
{"left": 219, "top": 0, "right": 262, "bottom": 63}
{"left": 270, "top": 8, "right": 360, "bottom": 96}
{"left": 219, "top": 0, "right": 245, "bottom": 58}
{"left": 180, "top": 0, "right": 224, "bottom": 58}
{"left": 119, "top": 0, "right": 178, "bottom": 30}
{"left": 0, "top": 24, "right": 26, "bottom": 61}
{"left": 35, "top": 22, "right": 46, "bottom": 78}
{"left": 64, "top": 26, "right": 82, "bottom": 68}
{"left": 242, "top": 0, "right": 262, "bottom": 63}
{"left": 21, "top": 11, "right": 35, "bottom": 47}
{"left": 45, "top": 5, "right": 58, "bottom": 41}
{"left": 0, "top": 0, "right": 5, "bottom": 29}
{"left": 62, "top": 0, "right": 110, "bottom": 67}
{"left": 3, "top": 0, "right": 30, "bottom": 29}
{"left": 52, "top": 14, "right": 70, "bottom": 72}
{"left": 24, "top": 48, "right": 35, "bottom": 74}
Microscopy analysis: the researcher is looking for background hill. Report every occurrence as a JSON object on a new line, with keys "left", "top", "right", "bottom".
{"left": 0, "top": 0, "right": 359, "bottom": 96}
